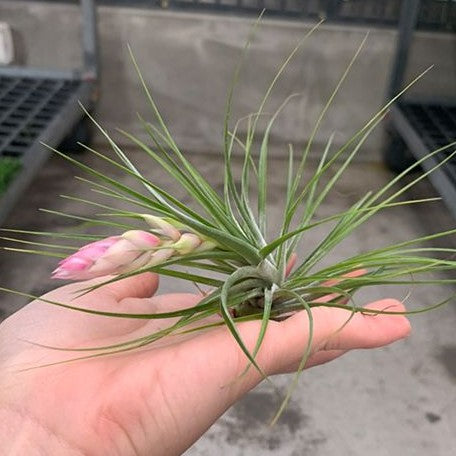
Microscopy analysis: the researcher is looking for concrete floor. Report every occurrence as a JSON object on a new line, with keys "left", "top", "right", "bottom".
{"left": 1, "top": 149, "right": 455, "bottom": 455}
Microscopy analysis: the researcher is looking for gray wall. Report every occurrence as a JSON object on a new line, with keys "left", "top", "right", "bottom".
{"left": 1, "top": 1, "right": 455, "bottom": 157}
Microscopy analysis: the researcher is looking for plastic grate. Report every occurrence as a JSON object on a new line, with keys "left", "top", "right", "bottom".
{"left": 399, "top": 101, "right": 456, "bottom": 183}
{"left": 0, "top": 76, "right": 81, "bottom": 159}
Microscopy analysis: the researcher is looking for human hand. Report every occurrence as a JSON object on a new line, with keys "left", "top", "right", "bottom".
{"left": 0, "top": 272, "right": 410, "bottom": 456}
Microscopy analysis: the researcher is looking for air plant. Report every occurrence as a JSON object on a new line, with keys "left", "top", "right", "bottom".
{"left": 1, "top": 19, "right": 455, "bottom": 421}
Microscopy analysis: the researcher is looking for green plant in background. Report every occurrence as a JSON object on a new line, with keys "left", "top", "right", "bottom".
{"left": 0, "top": 157, "right": 21, "bottom": 194}
{"left": 1, "top": 20, "right": 455, "bottom": 420}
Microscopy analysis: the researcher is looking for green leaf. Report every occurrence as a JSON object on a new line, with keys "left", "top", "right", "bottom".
{"left": 220, "top": 267, "right": 272, "bottom": 379}
{"left": 270, "top": 289, "right": 313, "bottom": 426}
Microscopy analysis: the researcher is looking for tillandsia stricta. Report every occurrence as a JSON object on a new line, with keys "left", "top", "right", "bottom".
{"left": 1, "top": 18, "right": 456, "bottom": 421}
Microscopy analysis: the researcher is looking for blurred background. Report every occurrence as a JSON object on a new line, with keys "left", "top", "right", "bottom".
{"left": 0, "top": 1, "right": 455, "bottom": 455}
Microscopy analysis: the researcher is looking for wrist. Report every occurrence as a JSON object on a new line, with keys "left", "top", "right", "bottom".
{"left": 0, "top": 406, "right": 83, "bottom": 456}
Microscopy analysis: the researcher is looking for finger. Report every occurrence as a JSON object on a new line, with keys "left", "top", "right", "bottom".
{"left": 268, "top": 299, "right": 410, "bottom": 374}
{"left": 314, "top": 268, "right": 367, "bottom": 304}
{"left": 320, "top": 268, "right": 366, "bottom": 288}
{"left": 97, "top": 272, "right": 159, "bottom": 301}
{"left": 43, "top": 272, "right": 160, "bottom": 318}
{"left": 43, "top": 272, "right": 159, "bottom": 304}
{"left": 91, "top": 292, "right": 202, "bottom": 339}
{"left": 221, "top": 299, "right": 410, "bottom": 377}
{"left": 120, "top": 293, "right": 202, "bottom": 314}
{"left": 115, "top": 293, "right": 205, "bottom": 339}
{"left": 9, "top": 274, "right": 159, "bottom": 342}
{"left": 285, "top": 253, "right": 297, "bottom": 277}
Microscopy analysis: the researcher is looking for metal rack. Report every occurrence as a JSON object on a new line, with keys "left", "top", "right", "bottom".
{"left": 0, "top": 0, "right": 98, "bottom": 225}
{"left": 384, "top": 0, "right": 456, "bottom": 217}
{"left": 81, "top": 0, "right": 455, "bottom": 31}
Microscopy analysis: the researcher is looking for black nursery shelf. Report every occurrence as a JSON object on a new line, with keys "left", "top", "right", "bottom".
{"left": 0, "top": 76, "right": 82, "bottom": 159}
{"left": 0, "top": 0, "right": 98, "bottom": 226}
{"left": 384, "top": 0, "right": 456, "bottom": 218}
{"left": 0, "top": 71, "right": 95, "bottom": 225}
{"left": 399, "top": 102, "right": 456, "bottom": 183}
{"left": 390, "top": 101, "right": 456, "bottom": 215}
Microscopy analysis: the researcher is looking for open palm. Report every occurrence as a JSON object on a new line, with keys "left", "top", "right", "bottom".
{"left": 0, "top": 272, "right": 410, "bottom": 455}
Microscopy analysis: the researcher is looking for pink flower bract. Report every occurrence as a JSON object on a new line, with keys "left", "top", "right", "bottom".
{"left": 52, "top": 231, "right": 161, "bottom": 280}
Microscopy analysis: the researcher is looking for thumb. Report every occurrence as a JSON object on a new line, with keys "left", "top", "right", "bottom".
{"left": 83, "top": 272, "right": 159, "bottom": 301}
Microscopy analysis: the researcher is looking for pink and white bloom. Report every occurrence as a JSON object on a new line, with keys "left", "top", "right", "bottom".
{"left": 52, "top": 230, "right": 162, "bottom": 280}
{"left": 52, "top": 215, "right": 218, "bottom": 281}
